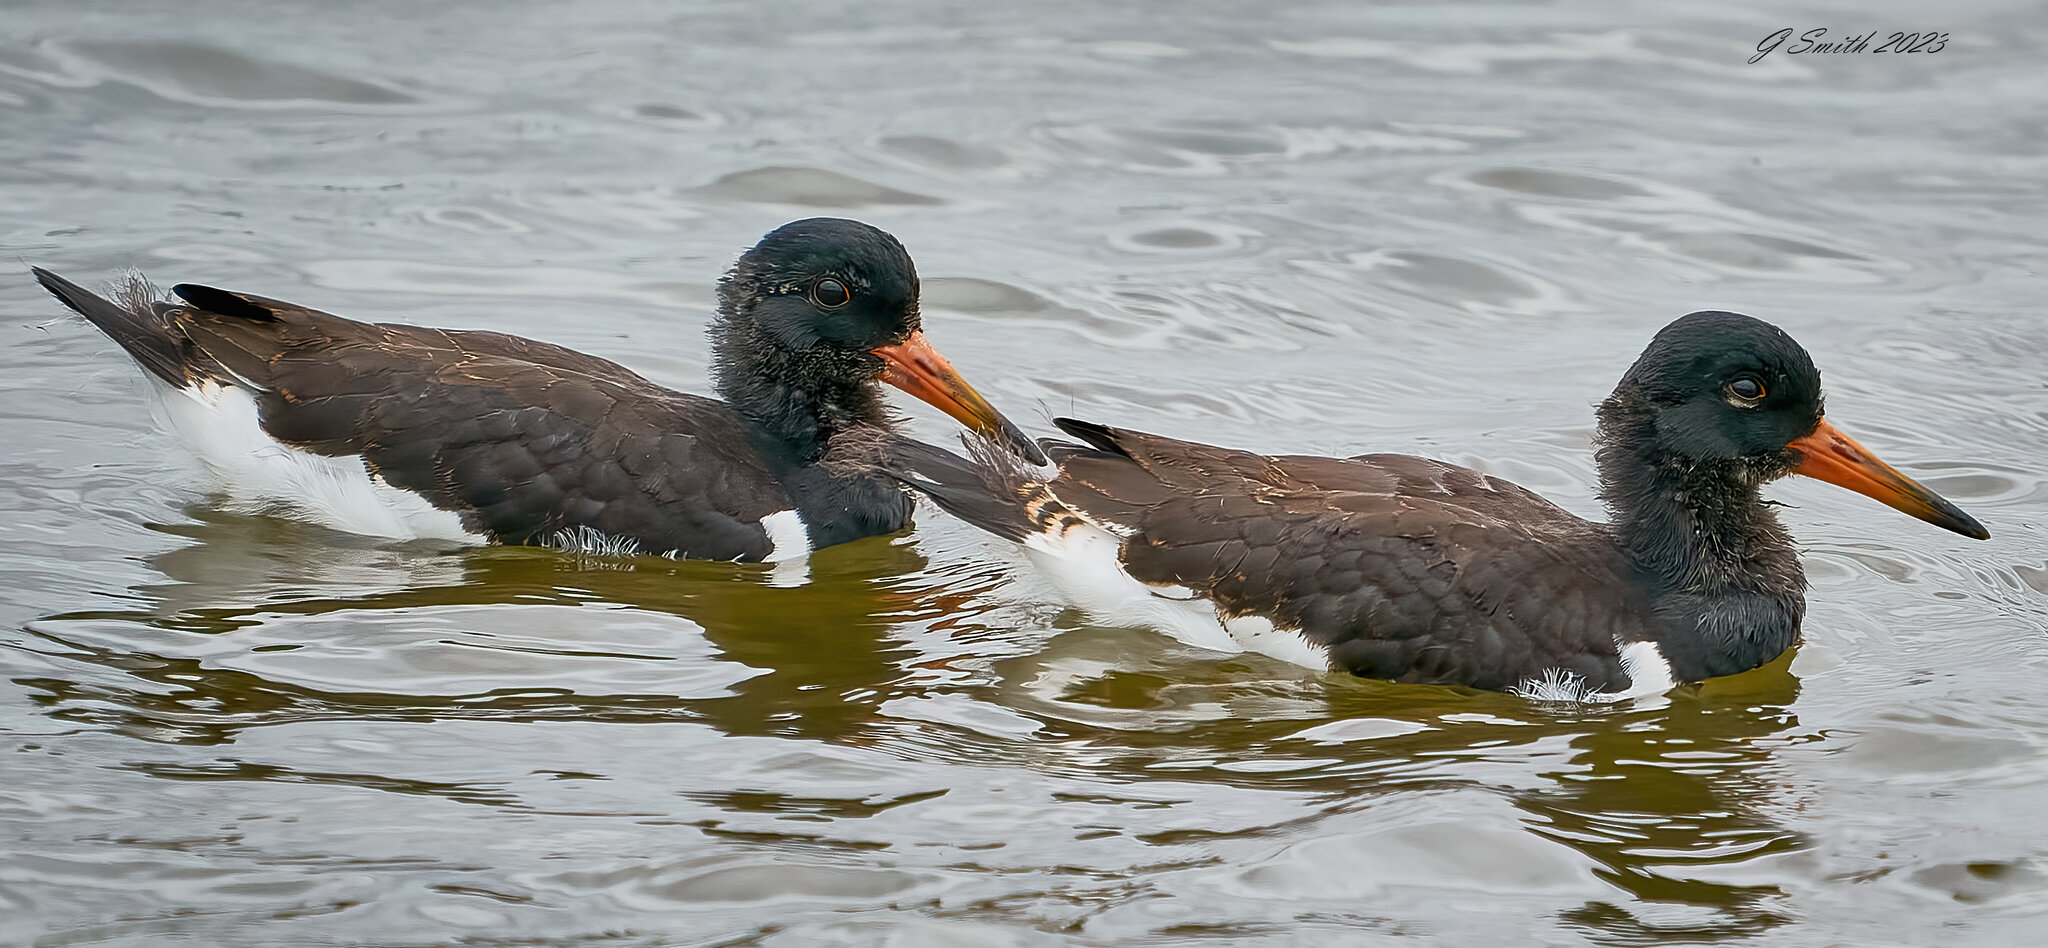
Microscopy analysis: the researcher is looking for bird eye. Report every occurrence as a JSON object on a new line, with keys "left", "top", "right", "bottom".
{"left": 811, "top": 278, "right": 851, "bottom": 309}
{"left": 1727, "top": 376, "right": 1766, "bottom": 402}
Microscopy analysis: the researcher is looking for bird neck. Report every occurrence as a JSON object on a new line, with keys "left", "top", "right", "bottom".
{"left": 1594, "top": 397, "right": 1807, "bottom": 676}
{"left": 710, "top": 316, "right": 892, "bottom": 466}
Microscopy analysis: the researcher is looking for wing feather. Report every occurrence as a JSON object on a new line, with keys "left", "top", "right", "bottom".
{"left": 1046, "top": 423, "right": 1651, "bottom": 690}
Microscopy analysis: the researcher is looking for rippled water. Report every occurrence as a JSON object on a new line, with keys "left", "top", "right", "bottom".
{"left": 5, "top": 1, "right": 2047, "bottom": 945}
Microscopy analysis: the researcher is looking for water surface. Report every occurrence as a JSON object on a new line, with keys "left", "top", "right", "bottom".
{"left": 4, "top": 1, "right": 2047, "bottom": 945}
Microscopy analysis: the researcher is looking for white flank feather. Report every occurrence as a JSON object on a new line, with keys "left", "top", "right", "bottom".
{"left": 150, "top": 380, "right": 481, "bottom": 543}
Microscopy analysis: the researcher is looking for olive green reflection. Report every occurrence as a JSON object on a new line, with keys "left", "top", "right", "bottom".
{"left": 960, "top": 631, "right": 1804, "bottom": 943}
{"left": 22, "top": 510, "right": 968, "bottom": 747}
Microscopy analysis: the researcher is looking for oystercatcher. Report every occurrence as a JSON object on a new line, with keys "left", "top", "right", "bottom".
{"left": 38, "top": 217, "right": 1044, "bottom": 562}
{"left": 887, "top": 311, "right": 1988, "bottom": 699}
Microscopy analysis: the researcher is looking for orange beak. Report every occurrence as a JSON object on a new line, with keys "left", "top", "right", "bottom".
{"left": 871, "top": 331, "right": 1047, "bottom": 465}
{"left": 1787, "top": 418, "right": 1988, "bottom": 539}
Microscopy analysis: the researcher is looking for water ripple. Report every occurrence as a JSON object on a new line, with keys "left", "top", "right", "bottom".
{"left": 28, "top": 39, "right": 429, "bottom": 110}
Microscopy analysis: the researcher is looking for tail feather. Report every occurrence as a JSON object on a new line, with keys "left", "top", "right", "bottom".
{"left": 881, "top": 436, "right": 1050, "bottom": 542}
{"left": 33, "top": 267, "right": 199, "bottom": 388}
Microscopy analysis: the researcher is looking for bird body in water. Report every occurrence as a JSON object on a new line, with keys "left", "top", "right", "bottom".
{"left": 37, "top": 218, "right": 1043, "bottom": 562}
{"left": 887, "top": 311, "right": 1989, "bottom": 701}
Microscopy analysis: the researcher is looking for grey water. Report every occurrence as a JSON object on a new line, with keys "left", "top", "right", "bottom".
{"left": 3, "top": 1, "right": 2047, "bottom": 945}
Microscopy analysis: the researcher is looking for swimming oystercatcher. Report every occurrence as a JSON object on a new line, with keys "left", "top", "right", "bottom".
{"left": 37, "top": 217, "right": 1045, "bottom": 562}
{"left": 886, "top": 311, "right": 1989, "bottom": 700}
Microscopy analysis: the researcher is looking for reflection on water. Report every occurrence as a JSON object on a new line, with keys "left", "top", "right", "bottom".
{"left": 11, "top": 512, "right": 1813, "bottom": 942}
{"left": 5, "top": 0, "right": 2048, "bottom": 944}
{"left": 22, "top": 514, "right": 949, "bottom": 746}
{"left": 969, "top": 632, "right": 1809, "bottom": 941}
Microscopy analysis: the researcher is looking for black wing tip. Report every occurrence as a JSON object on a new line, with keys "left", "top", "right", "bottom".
{"left": 172, "top": 282, "right": 278, "bottom": 322}
{"left": 1052, "top": 417, "right": 1131, "bottom": 456}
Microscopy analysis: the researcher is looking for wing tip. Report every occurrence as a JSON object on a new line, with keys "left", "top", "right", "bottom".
{"left": 172, "top": 282, "right": 279, "bottom": 322}
{"left": 1052, "top": 417, "right": 1130, "bottom": 456}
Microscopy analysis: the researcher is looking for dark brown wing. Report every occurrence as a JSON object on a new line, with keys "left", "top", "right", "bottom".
{"left": 1046, "top": 420, "right": 1652, "bottom": 691}
{"left": 169, "top": 283, "right": 789, "bottom": 559}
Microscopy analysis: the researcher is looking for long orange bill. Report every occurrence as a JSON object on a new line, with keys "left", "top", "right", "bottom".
{"left": 1787, "top": 418, "right": 1988, "bottom": 540}
{"left": 872, "top": 331, "right": 1048, "bottom": 466}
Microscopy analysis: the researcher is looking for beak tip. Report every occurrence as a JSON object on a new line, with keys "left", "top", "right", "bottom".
{"left": 1916, "top": 488, "right": 1990, "bottom": 541}
{"left": 998, "top": 420, "right": 1048, "bottom": 466}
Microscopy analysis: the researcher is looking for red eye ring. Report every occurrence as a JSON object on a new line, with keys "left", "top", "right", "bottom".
{"left": 1728, "top": 376, "right": 1766, "bottom": 401}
